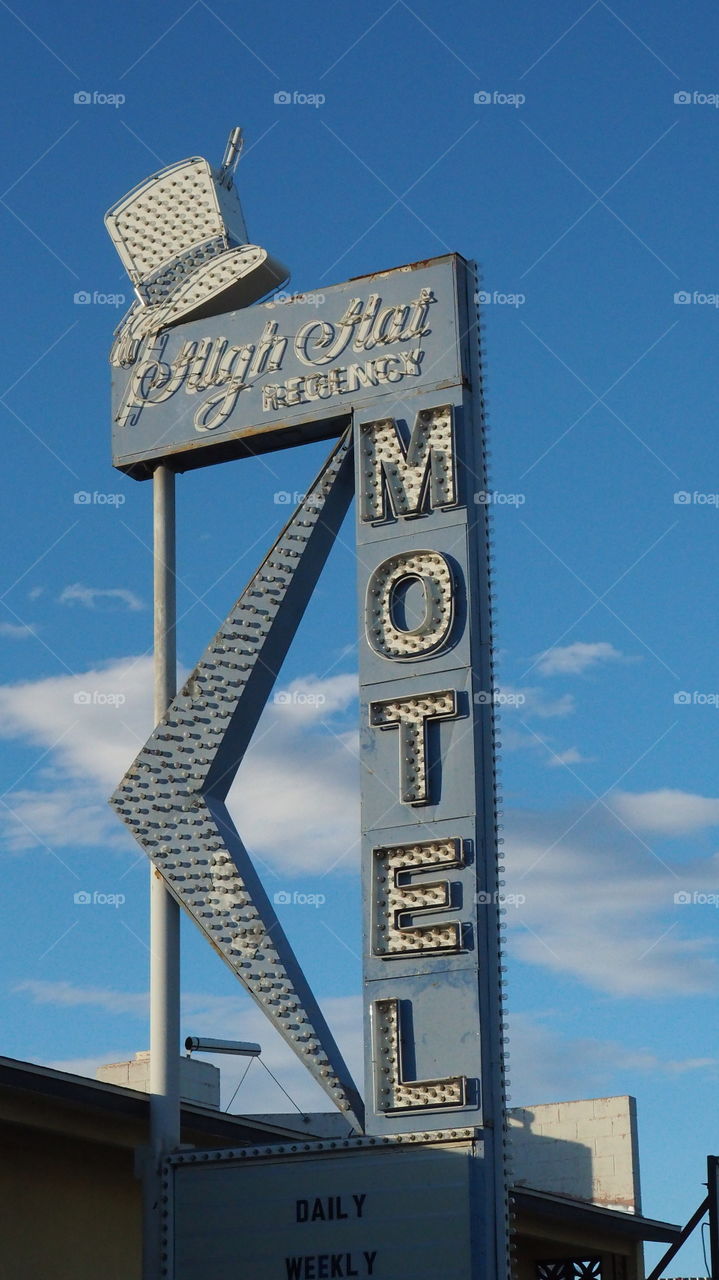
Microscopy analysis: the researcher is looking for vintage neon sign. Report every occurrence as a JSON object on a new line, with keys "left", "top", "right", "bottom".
{"left": 108, "top": 137, "right": 507, "bottom": 1280}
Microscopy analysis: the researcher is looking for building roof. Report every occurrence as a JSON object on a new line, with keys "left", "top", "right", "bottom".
{"left": 0, "top": 1054, "right": 305, "bottom": 1146}
{"left": 515, "top": 1186, "right": 681, "bottom": 1243}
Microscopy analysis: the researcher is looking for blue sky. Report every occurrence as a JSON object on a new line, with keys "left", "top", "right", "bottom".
{"left": 1, "top": 0, "right": 718, "bottom": 1265}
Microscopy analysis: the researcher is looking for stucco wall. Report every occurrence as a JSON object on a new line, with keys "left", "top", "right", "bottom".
{"left": 0, "top": 1122, "right": 141, "bottom": 1280}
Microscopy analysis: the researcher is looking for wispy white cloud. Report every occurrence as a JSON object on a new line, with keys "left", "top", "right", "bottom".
{"left": 17, "top": 980, "right": 148, "bottom": 1017}
{"left": 0, "top": 658, "right": 359, "bottom": 874}
{"left": 0, "top": 656, "right": 172, "bottom": 856}
{"left": 59, "top": 583, "right": 143, "bottom": 612}
{"left": 522, "top": 688, "right": 575, "bottom": 718}
{"left": 1, "top": 787, "right": 126, "bottom": 852}
{"left": 0, "top": 655, "right": 156, "bottom": 792}
{"left": 229, "top": 673, "right": 359, "bottom": 874}
{"left": 505, "top": 804, "right": 719, "bottom": 997}
{"left": 545, "top": 747, "right": 592, "bottom": 768}
{"left": 609, "top": 789, "right": 719, "bottom": 836}
{"left": 508, "top": 1011, "right": 717, "bottom": 1105}
{"left": 499, "top": 685, "right": 575, "bottom": 718}
{"left": 0, "top": 621, "right": 38, "bottom": 639}
{"left": 535, "top": 641, "right": 628, "bottom": 677}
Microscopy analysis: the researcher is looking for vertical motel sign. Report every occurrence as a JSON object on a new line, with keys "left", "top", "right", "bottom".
{"left": 108, "top": 145, "right": 507, "bottom": 1277}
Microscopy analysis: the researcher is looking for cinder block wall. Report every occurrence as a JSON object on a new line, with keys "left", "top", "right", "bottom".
{"left": 97, "top": 1051, "right": 221, "bottom": 1109}
{"left": 508, "top": 1095, "right": 641, "bottom": 1212}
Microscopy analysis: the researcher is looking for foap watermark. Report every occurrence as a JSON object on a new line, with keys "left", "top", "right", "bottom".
{"left": 674, "top": 290, "right": 719, "bottom": 307}
{"left": 74, "top": 90, "right": 125, "bottom": 108}
{"left": 474, "top": 90, "right": 525, "bottom": 108}
{"left": 475, "top": 289, "right": 526, "bottom": 308}
{"left": 274, "top": 490, "right": 322, "bottom": 508}
{"left": 674, "top": 690, "right": 719, "bottom": 708}
{"left": 474, "top": 490, "right": 525, "bottom": 506}
{"left": 74, "top": 290, "right": 126, "bottom": 307}
{"left": 674, "top": 889, "right": 719, "bottom": 906}
{"left": 273, "top": 889, "right": 327, "bottom": 908}
{"left": 274, "top": 90, "right": 325, "bottom": 108}
{"left": 74, "top": 490, "right": 125, "bottom": 506}
{"left": 273, "top": 290, "right": 325, "bottom": 308}
{"left": 475, "top": 690, "right": 526, "bottom": 707}
{"left": 476, "top": 890, "right": 526, "bottom": 907}
{"left": 674, "top": 90, "right": 719, "bottom": 108}
{"left": 74, "top": 690, "right": 126, "bottom": 707}
{"left": 674, "top": 491, "right": 719, "bottom": 506}
{"left": 74, "top": 889, "right": 126, "bottom": 907}
{"left": 274, "top": 689, "right": 326, "bottom": 708}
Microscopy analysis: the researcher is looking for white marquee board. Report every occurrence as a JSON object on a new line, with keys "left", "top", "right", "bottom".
{"left": 166, "top": 1135, "right": 482, "bottom": 1279}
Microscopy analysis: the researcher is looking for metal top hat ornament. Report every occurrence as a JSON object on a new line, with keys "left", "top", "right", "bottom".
{"left": 106, "top": 127, "right": 289, "bottom": 368}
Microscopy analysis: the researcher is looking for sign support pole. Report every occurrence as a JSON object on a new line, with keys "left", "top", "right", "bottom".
{"left": 144, "top": 462, "right": 180, "bottom": 1279}
{"left": 708, "top": 1155, "right": 719, "bottom": 1280}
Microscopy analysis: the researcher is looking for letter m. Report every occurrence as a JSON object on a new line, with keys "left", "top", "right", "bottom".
{"left": 358, "top": 404, "right": 457, "bottom": 522}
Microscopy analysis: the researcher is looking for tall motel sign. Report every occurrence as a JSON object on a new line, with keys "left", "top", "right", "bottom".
{"left": 106, "top": 130, "right": 509, "bottom": 1279}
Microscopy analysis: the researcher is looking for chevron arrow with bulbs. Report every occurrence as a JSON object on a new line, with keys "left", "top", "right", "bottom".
{"left": 110, "top": 431, "right": 364, "bottom": 1130}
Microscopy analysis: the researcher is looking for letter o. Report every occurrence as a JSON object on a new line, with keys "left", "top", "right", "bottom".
{"left": 366, "top": 550, "right": 455, "bottom": 660}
